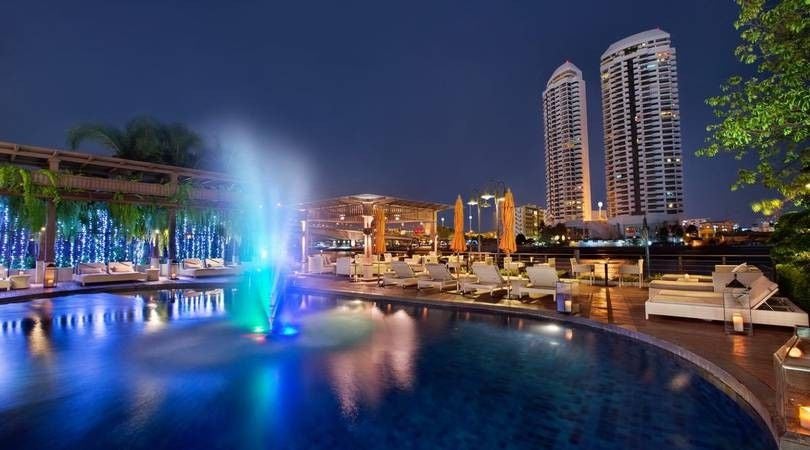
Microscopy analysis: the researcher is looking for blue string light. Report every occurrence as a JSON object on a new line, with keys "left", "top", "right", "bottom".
{"left": 0, "top": 199, "right": 226, "bottom": 269}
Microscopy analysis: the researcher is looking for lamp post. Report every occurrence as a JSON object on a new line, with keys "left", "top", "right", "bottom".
{"left": 481, "top": 180, "right": 506, "bottom": 258}
{"left": 597, "top": 201, "right": 603, "bottom": 220}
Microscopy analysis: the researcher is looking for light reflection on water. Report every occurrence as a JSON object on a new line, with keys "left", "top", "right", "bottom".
{"left": 0, "top": 288, "right": 776, "bottom": 450}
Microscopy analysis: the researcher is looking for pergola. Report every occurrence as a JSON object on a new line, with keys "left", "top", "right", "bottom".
{"left": 0, "top": 141, "right": 241, "bottom": 269}
{"left": 298, "top": 194, "right": 448, "bottom": 259}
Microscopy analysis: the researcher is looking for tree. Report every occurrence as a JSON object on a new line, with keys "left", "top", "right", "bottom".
{"left": 515, "top": 233, "right": 527, "bottom": 246}
{"left": 697, "top": 0, "right": 809, "bottom": 215}
{"left": 68, "top": 117, "right": 204, "bottom": 168}
{"left": 685, "top": 224, "right": 699, "bottom": 236}
{"left": 656, "top": 223, "right": 671, "bottom": 242}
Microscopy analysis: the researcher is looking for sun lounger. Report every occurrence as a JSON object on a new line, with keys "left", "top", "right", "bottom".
{"left": 460, "top": 263, "right": 507, "bottom": 296}
{"left": 513, "top": 265, "right": 558, "bottom": 299}
{"left": 382, "top": 261, "right": 423, "bottom": 288}
{"left": 417, "top": 263, "right": 458, "bottom": 291}
{"left": 646, "top": 273, "right": 808, "bottom": 327}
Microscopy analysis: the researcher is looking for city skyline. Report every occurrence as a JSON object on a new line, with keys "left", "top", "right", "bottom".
{"left": 0, "top": 1, "right": 769, "bottom": 224}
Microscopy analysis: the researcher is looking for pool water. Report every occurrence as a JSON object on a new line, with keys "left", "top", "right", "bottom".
{"left": 0, "top": 288, "right": 775, "bottom": 449}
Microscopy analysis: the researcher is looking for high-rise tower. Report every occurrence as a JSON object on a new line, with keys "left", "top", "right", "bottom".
{"left": 600, "top": 29, "right": 684, "bottom": 230}
{"left": 543, "top": 61, "right": 592, "bottom": 224}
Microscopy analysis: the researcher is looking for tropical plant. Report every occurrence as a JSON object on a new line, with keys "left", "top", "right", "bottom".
{"left": 697, "top": 0, "right": 810, "bottom": 214}
{"left": 67, "top": 116, "right": 205, "bottom": 168}
{"left": 0, "top": 165, "right": 61, "bottom": 230}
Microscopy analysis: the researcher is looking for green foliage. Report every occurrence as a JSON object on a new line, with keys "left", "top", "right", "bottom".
{"left": 697, "top": 0, "right": 810, "bottom": 213}
{"left": 776, "top": 263, "right": 810, "bottom": 310}
{"left": 0, "top": 165, "right": 61, "bottom": 230}
{"left": 107, "top": 193, "right": 141, "bottom": 239}
{"left": 67, "top": 116, "right": 205, "bottom": 168}
{"left": 56, "top": 200, "right": 90, "bottom": 239}
{"left": 770, "top": 209, "right": 810, "bottom": 307}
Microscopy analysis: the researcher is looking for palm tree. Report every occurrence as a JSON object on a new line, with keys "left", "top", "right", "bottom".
{"left": 67, "top": 117, "right": 204, "bottom": 168}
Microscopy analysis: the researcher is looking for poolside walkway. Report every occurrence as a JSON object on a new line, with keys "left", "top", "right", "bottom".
{"left": 288, "top": 273, "right": 804, "bottom": 446}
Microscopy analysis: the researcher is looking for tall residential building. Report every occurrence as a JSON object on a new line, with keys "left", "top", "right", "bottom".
{"left": 600, "top": 29, "right": 684, "bottom": 230}
{"left": 543, "top": 62, "right": 592, "bottom": 224}
{"left": 514, "top": 204, "right": 544, "bottom": 237}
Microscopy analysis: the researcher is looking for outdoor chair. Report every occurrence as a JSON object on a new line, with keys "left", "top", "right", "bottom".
{"left": 514, "top": 265, "right": 558, "bottom": 299}
{"left": 382, "top": 261, "right": 424, "bottom": 288}
{"left": 307, "top": 254, "right": 335, "bottom": 274}
{"left": 417, "top": 263, "right": 458, "bottom": 292}
{"left": 336, "top": 257, "right": 357, "bottom": 277}
{"left": 570, "top": 258, "right": 594, "bottom": 284}
{"left": 618, "top": 259, "right": 644, "bottom": 288}
{"left": 460, "top": 263, "right": 507, "bottom": 296}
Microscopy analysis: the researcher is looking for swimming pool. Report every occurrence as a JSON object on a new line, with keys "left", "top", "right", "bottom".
{"left": 0, "top": 288, "right": 775, "bottom": 449}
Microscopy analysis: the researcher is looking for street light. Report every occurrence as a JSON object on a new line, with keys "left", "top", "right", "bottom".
{"left": 597, "top": 201, "right": 603, "bottom": 220}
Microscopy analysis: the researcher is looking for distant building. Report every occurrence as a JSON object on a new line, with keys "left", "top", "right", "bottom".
{"left": 698, "top": 220, "right": 736, "bottom": 240}
{"left": 600, "top": 29, "right": 685, "bottom": 233}
{"left": 543, "top": 62, "right": 592, "bottom": 224}
{"left": 515, "top": 204, "right": 543, "bottom": 237}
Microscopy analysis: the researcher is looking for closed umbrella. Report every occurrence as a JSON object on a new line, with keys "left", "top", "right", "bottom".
{"left": 499, "top": 189, "right": 517, "bottom": 255}
{"left": 450, "top": 195, "right": 466, "bottom": 253}
{"left": 373, "top": 206, "right": 386, "bottom": 256}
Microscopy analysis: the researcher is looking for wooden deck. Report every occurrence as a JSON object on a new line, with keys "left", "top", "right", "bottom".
{"left": 289, "top": 273, "right": 802, "bottom": 445}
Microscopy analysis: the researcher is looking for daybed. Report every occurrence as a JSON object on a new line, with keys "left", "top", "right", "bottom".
{"left": 645, "top": 271, "right": 808, "bottom": 327}
{"left": 179, "top": 258, "right": 239, "bottom": 277}
{"left": 73, "top": 262, "right": 146, "bottom": 286}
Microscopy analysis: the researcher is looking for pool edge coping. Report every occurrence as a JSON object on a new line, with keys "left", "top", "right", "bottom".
{"left": 288, "top": 283, "right": 781, "bottom": 444}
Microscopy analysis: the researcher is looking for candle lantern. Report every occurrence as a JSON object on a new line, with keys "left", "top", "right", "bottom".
{"left": 169, "top": 261, "right": 180, "bottom": 280}
{"left": 43, "top": 263, "right": 58, "bottom": 288}
{"left": 555, "top": 281, "right": 578, "bottom": 314}
{"left": 775, "top": 327, "right": 810, "bottom": 434}
{"left": 722, "top": 273, "right": 752, "bottom": 336}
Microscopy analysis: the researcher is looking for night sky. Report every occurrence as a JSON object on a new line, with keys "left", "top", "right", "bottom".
{"left": 1, "top": 1, "right": 770, "bottom": 226}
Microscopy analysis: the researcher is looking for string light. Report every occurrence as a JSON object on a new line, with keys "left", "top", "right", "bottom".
{"left": 0, "top": 200, "right": 227, "bottom": 269}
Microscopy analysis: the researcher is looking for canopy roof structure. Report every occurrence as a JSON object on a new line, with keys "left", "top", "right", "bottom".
{"left": 0, "top": 141, "right": 240, "bottom": 208}
{"left": 298, "top": 194, "right": 448, "bottom": 259}
{"left": 299, "top": 193, "right": 448, "bottom": 224}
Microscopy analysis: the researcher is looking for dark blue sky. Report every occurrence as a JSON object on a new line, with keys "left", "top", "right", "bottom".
{"left": 0, "top": 1, "right": 769, "bottom": 225}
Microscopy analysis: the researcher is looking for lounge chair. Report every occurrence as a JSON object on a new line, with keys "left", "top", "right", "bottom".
{"left": 417, "top": 263, "right": 458, "bottom": 292}
{"left": 460, "top": 263, "right": 507, "bottom": 296}
{"left": 645, "top": 272, "right": 808, "bottom": 327}
{"left": 382, "top": 261, "right": 423, "bottom": 288}
{"left": 514, "top": 265, "right": 558, "bottom": 299}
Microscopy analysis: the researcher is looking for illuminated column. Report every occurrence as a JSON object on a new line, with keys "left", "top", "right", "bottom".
{"left": 362, "top": 215, "right": 373, "bottom": 258}
{"left": 432, "top": 210, "right": 438, "bottom": 254}
{"left": 168, "top": 173, "right": 178, "bottom": 262}
{"left": 37, "top": 158, "right": 59, "bottom": 282}
{"left": 300, "top": 219, "right": 308, "bottom": 271}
